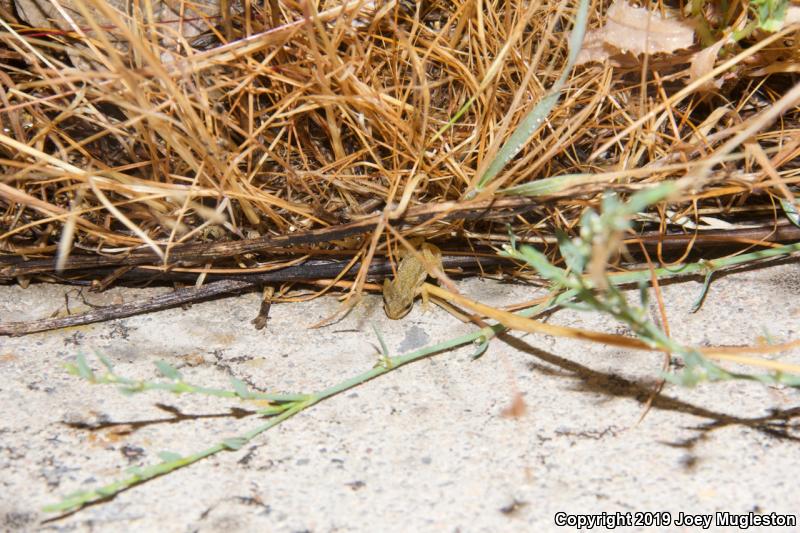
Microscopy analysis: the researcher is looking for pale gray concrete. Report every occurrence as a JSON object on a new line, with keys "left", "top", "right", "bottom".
{"left": 1, "top": 261, "right": 799, "bottom": 532}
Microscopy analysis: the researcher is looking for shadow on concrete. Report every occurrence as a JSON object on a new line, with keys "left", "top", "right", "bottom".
{"left": 63, "top": 403, "right": 256, "bottom": 435}
{"left": 496, "top": 331, "right": 800, "bottom": 461}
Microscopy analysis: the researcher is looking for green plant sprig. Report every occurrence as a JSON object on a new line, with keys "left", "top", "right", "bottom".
{"left": 48, "top": 183, "right": 800, "bottom": 513}
{"left": 47, "top": 224, "right": 800, "bottom": 512}
{"left": 501, "top": 184, "right": 800, "bottom": 387}
{"left": 66, "top": 353, "right": 308, "bottom": 404}
{"left": 47, "top": 279, "right": 590, "bottom": 514}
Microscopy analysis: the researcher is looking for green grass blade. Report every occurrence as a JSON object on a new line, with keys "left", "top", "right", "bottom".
{"left": 470, "top": 0, "right": 590, "bottom": 196}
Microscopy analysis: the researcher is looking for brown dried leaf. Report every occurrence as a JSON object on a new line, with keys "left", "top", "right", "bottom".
{"left": 575, "top": 30, "right": 621, "bottom": 65}
{"left": 577, "top": 0, "right": 695, "bottom": 65}
{"left": 688, "top": 37, "right": 729, "bottom": 89}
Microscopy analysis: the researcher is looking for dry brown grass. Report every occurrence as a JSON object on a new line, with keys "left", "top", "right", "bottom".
{"left": 1, "top": 0, "right": 799, "bottom": 300}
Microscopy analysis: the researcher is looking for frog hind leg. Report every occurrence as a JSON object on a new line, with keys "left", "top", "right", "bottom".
{"left": 419, "top": 283, "right": 431, "bottom": 313}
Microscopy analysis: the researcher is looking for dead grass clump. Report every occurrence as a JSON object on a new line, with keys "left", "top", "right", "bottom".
{"left": 0, "top": 0, "right": 799, "bottom": 299}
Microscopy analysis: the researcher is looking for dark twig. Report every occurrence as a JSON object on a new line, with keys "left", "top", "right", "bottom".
{"left": 0, "top": 197, "right": 538, "bottom": 278}
{"left": 0, "top": 255, "right": 507, "bottom": 336}
{"left": 0, "top": 280, "right": 253, "bottom": 336}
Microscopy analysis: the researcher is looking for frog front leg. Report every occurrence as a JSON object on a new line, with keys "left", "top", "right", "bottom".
{"left": 417, "top": 245, "right": 443, "bottom": 314}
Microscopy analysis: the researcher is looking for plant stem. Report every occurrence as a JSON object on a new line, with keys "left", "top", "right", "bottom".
{"left": 46, "top": 239, "right": 800, "bottom": 513}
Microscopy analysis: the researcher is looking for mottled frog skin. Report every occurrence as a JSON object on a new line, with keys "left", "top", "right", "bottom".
{"left": 382, "top": 243, "right": 442, "bottom": 320}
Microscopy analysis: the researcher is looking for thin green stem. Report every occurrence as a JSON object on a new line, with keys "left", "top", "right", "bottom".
{"left": 93, "top": 372, "right": 307, "bottom": 403}
{"left": 46, "top": 238, "right": 800, "bottom": 513}
{"left": 45, "top": 289, "right": 575, "bottom": 513}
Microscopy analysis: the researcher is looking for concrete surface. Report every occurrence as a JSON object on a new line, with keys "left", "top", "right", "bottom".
{"left": 1, "top": 261, "right": 799, "bottom": 532}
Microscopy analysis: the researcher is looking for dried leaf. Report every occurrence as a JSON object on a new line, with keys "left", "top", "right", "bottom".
{"left": 577, "top": 1, "right": 695, "bottom": 65}
{"left": 575, "top": 30, "right": 621, "bottom": 65}
{"left": 604, "top": 1, "right": 695, "bottom": 53}
{"left": 688, "top": 38, "right": 729, "bottom": 89}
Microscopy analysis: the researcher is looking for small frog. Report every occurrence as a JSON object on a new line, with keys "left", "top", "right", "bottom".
{"left": 382, "top": 242, "right": 443, "bottom": 320}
